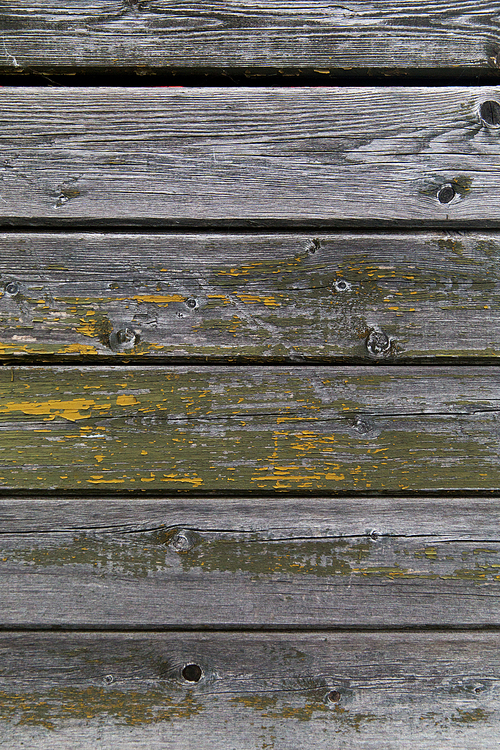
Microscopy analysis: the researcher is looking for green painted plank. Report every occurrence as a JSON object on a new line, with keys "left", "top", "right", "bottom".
{"left": 0, "top": 497, "right": 500, "bottom": 626}
{"left": 0, "top": 632, "right": 498, "bottom": 748}
{"left": 1, "top": 231, "right": 500, "bottom": 360}
{"left": 1, "top": 1, "right": 499, "bottom": 72}
{"left": 1, "top": 366, "right": 500, "bottom": 493}
{"left": 1, "top": 88, "right": 500, "bottom": 227}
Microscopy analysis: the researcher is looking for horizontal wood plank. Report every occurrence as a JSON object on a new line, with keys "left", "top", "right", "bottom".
{"left": 0, "top": 497, "right": 500, "bottom": 626}
{"left": 3, "top": 231, "right": 500, "bottom": 360}
{"left": 1, "top": 2, "right": 499, "bottom": 72}
{"left": 0, "top": 631, "right": 498, "bottom": 747}
{"left": 1, "top": 365, "right": 500, "bottom": 493}
{"left": 1, "top": 87, "right": 500, "bottom": 227}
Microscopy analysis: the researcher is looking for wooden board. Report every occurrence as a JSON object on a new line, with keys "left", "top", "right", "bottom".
{"left": 0, "top": 631, "right": 498, "bottom": 748}
{"left": 1, "top": 365, "right": 500, "bottom": 493}
{"left": 3, "top": 230, "right": 500, "bottom": 360}
{"left": 2, "top": 87, "right": 500, "bottom": 227}
{"left": 0, "top": 496, "right": 500, "bottom": 627}
{"left": 1, "top": 1, "right": 499, "bottom": 73}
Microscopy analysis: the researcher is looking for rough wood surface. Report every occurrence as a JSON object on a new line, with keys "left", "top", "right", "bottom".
{"left": 2, "top": 231, "right": 500, "bottom": 360}
{"left": 0, "top": 497, "right": 499, "bottom": 626}
{"left": 1, "top": 366, "right": 500, "bottom": 493}
{"left": 0, "top": 631, "right": 498, "bottom": 748}
{"left": 1, "top": 1, "right": 499, "bottom": 73}
{"left": 1, "top": 87, "right": 500, "bottom": 227}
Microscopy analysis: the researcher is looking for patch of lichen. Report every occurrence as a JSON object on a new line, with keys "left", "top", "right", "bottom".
{"left": 0, "top": 687, "right": 202, "bottom": 730}
{"left": 230, "top": 694, "right": 380, "bottom": 730}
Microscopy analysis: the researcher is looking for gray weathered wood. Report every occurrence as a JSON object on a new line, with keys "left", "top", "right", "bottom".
{"left": 1, "top": 365, "right": 500, "bottom": 493}
{"left": 0, "top": 497, "right": 499, "bottom": 626}
{"left": 1, "top": 87, "right": 500, "bottom": 227}
{"left": 0, "top": 631, "right": 498, "bottom": 748}
{"left": 2, "top": 230, "right": 500, "bottom": 360}
{"left": 1, "top": 1, "right": 499, "bottom": 73}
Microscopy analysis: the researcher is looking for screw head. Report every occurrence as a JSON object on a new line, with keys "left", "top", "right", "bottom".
{"left": 186, "top": 297, "right": 198, "bottom": 309}
{"left": 103, "top": 674, "right": 114, "bottom": 685}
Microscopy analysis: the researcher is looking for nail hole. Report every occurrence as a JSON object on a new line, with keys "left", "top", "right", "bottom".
{"left": 437, "top": 184, "right": 455, "bottom": 204}
{"left": 326, "top": 690, "right": 341, "bottom": 704}
{"left": 186, "top": 297, "right": 198, "bottom": 309}
{"left": 333, "top": 279, "right": 351, "bottom": 293}
{"left": 182, "top": 664, "right": 203, "bottom": 683}
{"left": 366, "top": 330, "right": 391, "bottom": 357}
{"left": 103, "top": 674, "right": 114, "bottom": 685}
{"left": 5, "top": 281, "right": 19, "bottom": 297}
{"left": 370, "top": 530, "right": 379, "bottom": 540}
{"left": 480, "top": 100, "right": 500, "bottom": 127}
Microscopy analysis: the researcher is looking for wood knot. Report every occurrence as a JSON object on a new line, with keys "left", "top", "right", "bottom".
{"left": 109, "top": 327, "right": 137, "bottom": 352}
{"left": 366, "top": 329, "right": 391, "bottom": 358}
{"left": 480, "top": 100, "right": 500, "bottom": 127}
{"left": 165, "top": 528, "right": 198, "bottom": 554}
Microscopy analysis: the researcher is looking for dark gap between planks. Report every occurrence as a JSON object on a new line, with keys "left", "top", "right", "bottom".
{"left": 1, "top": 67, "right": 500, "bottom": 87}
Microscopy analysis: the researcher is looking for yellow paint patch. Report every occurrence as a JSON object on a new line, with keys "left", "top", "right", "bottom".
{"left": 132, "top": 294, "right": 184, "bottom": 306}
{"left": 161, "top": 473, "right": 203, "bottom": 486}
{"left": 86, "top": 477, "right": 126, "bottom": 484}
{"left": 0, "top": 397, "right": 112, "bottom": 422}
{"left": 116, "top": 394, "right": 139, "bottom": 407}
{"left": 325, "top": 472, "right": 345, "bottom": 481}
{"left": 235, "top": 293, "right": 280, "bottom": 307}
{"left": 94, "top": 455, "right": 104, "bottom": 463}
{"left": 60, "top": 343, "right": 99, "bottom": 355}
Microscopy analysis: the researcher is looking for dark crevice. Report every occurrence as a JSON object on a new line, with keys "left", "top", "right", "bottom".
{"left": 0, "top": 623, "right": 500, "bottom": 632}
{"left": 0, "top": 487, "right": 500, "bottom": 500}
{"left": 4, "top": 360, "right": 500, "bottom": 368}
{"left": 0, "top": 66, "right": 500, "bottom": 87}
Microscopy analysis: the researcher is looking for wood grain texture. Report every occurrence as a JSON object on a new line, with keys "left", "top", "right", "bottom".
{"left": 3, "top": 231, "right": 500, "bottom": 360}
{"left": 1, "top": 1, "right": 500, "bottom": 72}
{"left": 0, "top": 631, "right": 498, "bottom": 748}
{"left": 1, "top": 87, "right": 500, "bottom": 227}
{"left": 1, "top": 366, "right": 500, "bottom": 493}
{"left": 0, "top": 497, "right": 499, "bottom": 626}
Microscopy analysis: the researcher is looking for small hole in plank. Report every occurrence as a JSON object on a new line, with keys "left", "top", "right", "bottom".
{"left": 326, "top": 690, "right": 341, "bottom": 704}
{"left": 182, "top": 663, "right": 203, "bottom": 682}
{"left": 4, "top": 281, "right": 19, "bottom": 297}
{"left": 480, "top": 100, "right": 500, "bottom": 127}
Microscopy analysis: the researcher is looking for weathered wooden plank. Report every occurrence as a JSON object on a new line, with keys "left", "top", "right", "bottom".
{"left": 1, "top": 87, "right": 500, "bottom": 227}
{"left": 1, "top": 1, "right": 499, "bottom": 73}
{"left": 0, "top": 497, "right": 499, "bottom": 626}
{"left": 0, "top": 631, "right": 498, "bottom": 748}
{"left": 2, "top": 230, "right": 500, "bottom": 360}
{"left": 1, "top": 366, "right": 500, "bottom": 493}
